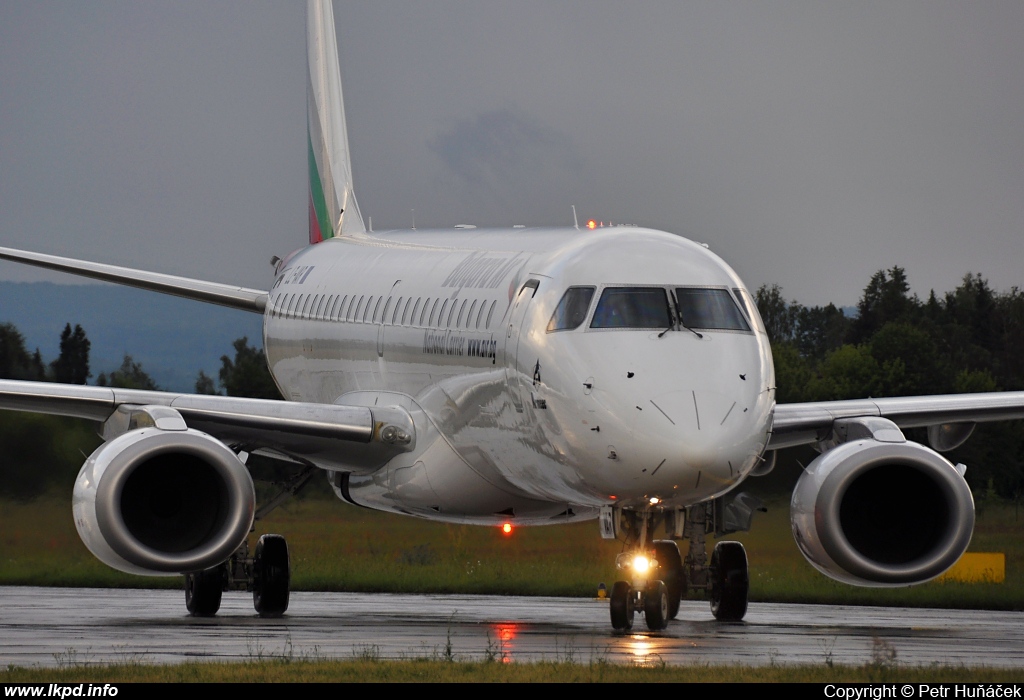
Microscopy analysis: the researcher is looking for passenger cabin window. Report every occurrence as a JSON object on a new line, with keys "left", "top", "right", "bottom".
{"left": 547, "top": 287, "right": 596, "bottom": 332}
{"left": 411, "top": 298, "right": 422, "bottom": 326}
{"left": 456, "top": 300, "right": 467, "bottom": 327}
{"left": 486, "top": 300, "right": 497, "bottom": 329}
{"left": 591, "top": 287, "right": 671, "bottom": 329}
{"left": 675, "top": 288, "right": 750, "bottom": 331}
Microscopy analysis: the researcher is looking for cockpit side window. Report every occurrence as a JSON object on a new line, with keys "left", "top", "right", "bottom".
{"left": 732, "top": 287, "right": 766, "bottom": 335}
{"left": 591, "top": 287, "right": 671, "bottom": 329}
{"left": 675, "top": 288, "right": 751, "bottom": 331}
{"left": 547, "top": 286, "right": 596, "bottom": 332}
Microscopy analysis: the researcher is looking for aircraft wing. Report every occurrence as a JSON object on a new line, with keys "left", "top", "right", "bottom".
{"left": 0, "top": 379, "right": 415, "bottom": 471}
{"left": 769, "top": 391, "right": 1024, "bottom": 450}
{"left": 0, "top": 246, "right": 268, "bottom": 313}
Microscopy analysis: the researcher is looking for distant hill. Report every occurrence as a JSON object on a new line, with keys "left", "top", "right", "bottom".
{"left": 0, "top": 282, "right": 263, "bottom": 392}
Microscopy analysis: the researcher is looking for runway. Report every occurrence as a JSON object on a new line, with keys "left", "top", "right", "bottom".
{"left": 2, "top": 586, "right": 1023, "bottom": 669}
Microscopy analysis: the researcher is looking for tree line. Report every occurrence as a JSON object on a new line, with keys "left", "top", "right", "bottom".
{"left": 754, "top": 267, "right": 1024, "bottom": 499}
{"left": 0, "top": 322, "right": 280, "bottom": 398}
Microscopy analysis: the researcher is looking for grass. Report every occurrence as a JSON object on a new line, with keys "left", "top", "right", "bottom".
{"left": 1, "top": 491, "right": 1022, "bottom": 609}
{"left": 2, "top": 658, "right": 1023, "bottom": 683}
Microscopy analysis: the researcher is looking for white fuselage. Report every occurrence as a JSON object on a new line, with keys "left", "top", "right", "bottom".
{"left": 263, "top": 226, "right": 775, "bottom": 525}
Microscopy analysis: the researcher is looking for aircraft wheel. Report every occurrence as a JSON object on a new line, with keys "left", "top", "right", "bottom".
{"left": 253, "top": 534, "right": 290, "bottom": 618}
{"left": 185, "top": 563, "right": 226, "bottom": 617}
{"left": 610, "top": 581, "right": 634, "bottom": 630}
{"left": 644, "top": 580, "right": 669, "bottom": 631}
{"left": 653, "top": 540, "right": 683, "bottom": 619}
{"left": 710, "top": 541, "right": 748, "bottom": 621}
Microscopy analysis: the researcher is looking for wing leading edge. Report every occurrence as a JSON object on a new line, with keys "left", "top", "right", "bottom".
{"left": 0, "top": 246, "right": 268, "bottom": 313}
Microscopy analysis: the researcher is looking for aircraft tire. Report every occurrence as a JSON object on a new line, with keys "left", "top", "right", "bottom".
{"left": 710, "top": 541, "right": 748, "bottom": 621}
{"left": 644, "top": 580, "right": 669, "bottom": 631}
{"left": 185, "top": 564, "right": 225, "bottom": 617}
{"left": 253, "top": 534, "right": 290, "bottom": 618}
{"left": 653, "top": 540, "right": 683, "bottom": 619}
{"left": 610, "top": 581, "right": 634, "bottom": 630}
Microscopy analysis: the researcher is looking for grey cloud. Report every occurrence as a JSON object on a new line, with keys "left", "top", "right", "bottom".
{"left": 429, "top": 109, "right": 582, "bottom": 207}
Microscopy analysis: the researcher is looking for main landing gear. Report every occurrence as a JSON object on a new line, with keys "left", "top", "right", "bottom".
{"left": 185, "top": 534, "right": 291, "bottom": 618}
{"left": 184, "top": 458, "right": 315, "bottom": 618}
{"left": 604, "top": 495, "right": 763, "bottom": 631}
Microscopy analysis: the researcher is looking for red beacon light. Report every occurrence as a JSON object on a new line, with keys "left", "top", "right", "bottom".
{"left": 501, "top": 522, "right": 514, "bottom": 536}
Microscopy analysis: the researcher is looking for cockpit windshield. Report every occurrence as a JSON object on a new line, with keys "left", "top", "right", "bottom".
{"left": 590, "top": 287, "right": 672, "bottom": 329}
{"left": 674, "top": 288, "right": 750, "bottom": 331}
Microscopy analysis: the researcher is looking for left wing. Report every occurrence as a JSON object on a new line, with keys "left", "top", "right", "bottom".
{"left": 769, "top": 391, "right": 1024, "bottom": 451}
{"left": 0, "top": 379, "right": 415, "bottom": 471}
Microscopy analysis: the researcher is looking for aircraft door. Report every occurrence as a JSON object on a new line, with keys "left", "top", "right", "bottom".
{"left": 504, "top": 279, "right": 539, "bottom": 413}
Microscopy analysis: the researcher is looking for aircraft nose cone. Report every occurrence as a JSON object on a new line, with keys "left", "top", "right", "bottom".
{"left": 647, "top": 389, "right": 744, "bottom": 439}
{"left": 634, "top": 388, "right": 753, "bottom": 469}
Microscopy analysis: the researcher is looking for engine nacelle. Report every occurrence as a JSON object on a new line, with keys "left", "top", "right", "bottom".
{"left": 73, "top": 427, "right": 255, "bottom": 576}
{"left": 791, "top": 438, "right": 974, "bottom": 586}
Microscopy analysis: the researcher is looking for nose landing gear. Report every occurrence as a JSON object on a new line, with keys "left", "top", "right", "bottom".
{"left": 604, "top": 496, "right": 759, "bottom": 631}
{"left": 608, "top": 511, "right": 680, "bottom": 631}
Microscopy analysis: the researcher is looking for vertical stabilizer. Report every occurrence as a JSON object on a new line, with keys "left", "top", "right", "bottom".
{"left": 307, "top": 0, "right": 365, "bottom": 242}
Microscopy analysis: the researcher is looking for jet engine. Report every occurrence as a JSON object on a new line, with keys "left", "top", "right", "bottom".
{"left": 73, "top": 426, "right": 255, "bottom": 576}
{"left": 791, "top": 434, "right": 974, "bottom": 587}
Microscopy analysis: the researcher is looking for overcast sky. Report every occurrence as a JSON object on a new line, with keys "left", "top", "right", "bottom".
{"left": 1, "top": 1, "right": 1021, "bottom": 307}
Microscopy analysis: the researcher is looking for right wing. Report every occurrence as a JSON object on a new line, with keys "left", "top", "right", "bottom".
{"left": 769, "top": 391, "right": 1024, "bottom": 450}
{"left": 0, "top": 246, "right": 267, "bottom": 313}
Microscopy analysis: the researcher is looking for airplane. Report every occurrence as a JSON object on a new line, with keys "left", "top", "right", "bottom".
{"left": 2, "top": 0, "right": 1024, "bottom": 631}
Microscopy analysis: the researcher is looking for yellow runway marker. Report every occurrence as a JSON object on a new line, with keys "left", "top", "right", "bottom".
{"left": 938, "top": 553, "right": 1005, "bottom": 583}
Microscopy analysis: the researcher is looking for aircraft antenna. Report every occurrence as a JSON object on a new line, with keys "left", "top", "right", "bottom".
{"left": 571, "top": 205, "right": 579, "bottom": 230}
{"left": 411, "top": 209, "right": 416, "bottom": 230}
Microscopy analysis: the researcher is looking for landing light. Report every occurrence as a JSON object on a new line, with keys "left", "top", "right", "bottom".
{"left": 587, "top": 219, "right": 597, "bottom": 230}
{"left": 649, "top": 497, "right": 660, "bottom": 505}
{"left": 501, "top": 522, "right": 513, "bottom": 535}
{"left": 632, "top": 555, "right": 651, "bottom": 574}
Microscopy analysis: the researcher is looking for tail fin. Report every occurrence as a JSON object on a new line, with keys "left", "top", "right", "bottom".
{"left": 307, "top": 0, "right": 365, "bottom": 243}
